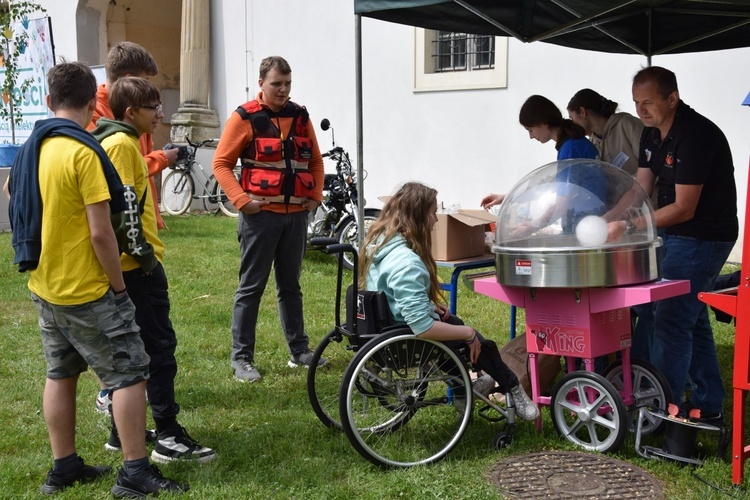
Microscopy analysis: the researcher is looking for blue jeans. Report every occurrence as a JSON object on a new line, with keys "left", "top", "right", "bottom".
{"left": 630, "top": 303, "right": 654, "bottom": 363}
{"left": 231, "top": 210, "right": 310, "bottom": 362}
{"left": 652, "top": 235, "right": 734, "bottom": 413}
{"left": 630, "top": 229, "right": 665, "bottom": 364}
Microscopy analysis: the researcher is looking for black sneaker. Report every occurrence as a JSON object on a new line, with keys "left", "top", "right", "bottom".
{"left": 40, "top": 457, "right": 111, "bottom": 495}
{"left": 288, "top": 349, "right": 328, "bottom": 368}
{"left": 111, "top": 464, "right": 188, "bottom": 498}
{"left": 151, "top": 425, "right": 217, "bottom": 463}
{"left": 105, "top": 429, "right": 158, "bottom": 452}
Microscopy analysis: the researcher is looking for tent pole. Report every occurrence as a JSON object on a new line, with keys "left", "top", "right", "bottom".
{"left": 355, "top": 13, "right": 365, "bottom": 249}
{"left": 647, "top": 7, "right": 652, "bottom": 66}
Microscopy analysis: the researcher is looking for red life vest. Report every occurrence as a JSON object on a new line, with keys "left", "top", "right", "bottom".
{"left": 237, "top": 100, "right": 315, "bottom": 204}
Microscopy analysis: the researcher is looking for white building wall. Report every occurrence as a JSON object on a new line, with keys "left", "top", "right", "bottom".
{"left": 39, "top": 0, "right": 750, "bottom": 262}
{"left": 39, "top": 2, "right": 79, "bottom": 61}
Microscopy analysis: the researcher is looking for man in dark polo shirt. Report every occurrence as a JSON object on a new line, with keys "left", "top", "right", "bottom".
{"left": 617, "top": 66, "right": 738, "bottom": 422}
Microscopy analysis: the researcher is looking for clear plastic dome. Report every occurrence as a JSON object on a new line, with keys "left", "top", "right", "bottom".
{"left": 494, "top": 159, "right": 657, "bottom": 249}
{"left": 492, "top": 159, "right": 661, "bottom": 287}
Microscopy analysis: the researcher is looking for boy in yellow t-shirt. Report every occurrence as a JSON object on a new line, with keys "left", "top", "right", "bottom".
{"left": 7, "top": 62, "right": 186, "bottom": 497}
{"left": 91, "top": 77, "right": 216, "bottom": 464}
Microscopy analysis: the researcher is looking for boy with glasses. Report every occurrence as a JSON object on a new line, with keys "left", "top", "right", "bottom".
{"left": 92, "top": 76, "right": 216, "bottom": 467}
{"left": 88, "top": 41, "right": 185, "bottom": 415}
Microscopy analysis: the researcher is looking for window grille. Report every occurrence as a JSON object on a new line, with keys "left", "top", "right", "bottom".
{"left": 432, "top": 32, "right": 495, "bottom": 73}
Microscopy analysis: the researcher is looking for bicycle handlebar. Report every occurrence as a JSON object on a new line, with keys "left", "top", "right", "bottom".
{"left": 184, "top": 136, "right": 220, "bottom": 149}
{"left": 322, "top": 146, "right": 345, "bottom": 159}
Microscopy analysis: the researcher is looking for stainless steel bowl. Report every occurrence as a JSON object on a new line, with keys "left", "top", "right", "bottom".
{"left": 493, "top": 235, "right": 661, "bottom": 288}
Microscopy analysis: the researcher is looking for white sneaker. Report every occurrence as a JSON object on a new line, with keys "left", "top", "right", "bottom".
{"left": 453, "top": 375, "right": 495, "bottom": 414}
{"left": 95, "top": 389, "right": 112, "bottom": 415}
{"left": 472, "top": 374, "right": 496, "bottom": 399}
{"left": 510, "top": 384, "right": 540, "bottom": 421}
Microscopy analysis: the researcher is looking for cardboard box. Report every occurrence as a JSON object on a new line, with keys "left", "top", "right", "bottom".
{"left": 431, "top": 209, "right": 495, "bottom": 261}
{"left": 499, "top": 333, "right": 561, "bottom": 397}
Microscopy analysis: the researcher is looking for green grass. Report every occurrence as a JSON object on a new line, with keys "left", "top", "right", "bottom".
{"left": 0, "top": 214, "right": 744, "bottom": 499}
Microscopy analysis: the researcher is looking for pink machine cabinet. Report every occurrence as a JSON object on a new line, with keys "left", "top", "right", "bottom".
{"left": 474, "top": 276, "right": 689, "bottom": 453}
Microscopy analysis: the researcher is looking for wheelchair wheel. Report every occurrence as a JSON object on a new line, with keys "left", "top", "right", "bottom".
{"left": 339, "top": 330, "right": 472, "bottom": 468}
{"left": 551, "top": 371, "right": 627, "bottom": 453}
{"left": 307, "top": 329, "right": 355, "bottom": 430}
{"left": 604, "top": 359, "right": 672, "bottom": 435}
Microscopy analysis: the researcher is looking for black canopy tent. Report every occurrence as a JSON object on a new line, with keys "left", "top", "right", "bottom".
{"left": 354, "top": 0, "right": 750, "bottom": 59}
{"left": 350, "top": 0, "right": 750, "bottom": 241}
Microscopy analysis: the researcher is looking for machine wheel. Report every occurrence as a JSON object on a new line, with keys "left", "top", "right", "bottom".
{"left": 339, "top": 330, "right": 472, "bottom": 468}
{"left": 203, "top": 175, "right": 220, "bottom": 214}
{"left": 161, "top": 169, "right": 194, "bottom": 215}
{"left": 551, "top": 371, "right": 627, "bottom": 453}
{"left": 217, "top": 167, "right": 240, "bottom": 217}
{"left": 604, "top": 359, "right": 673, "bottom": 435}
{"left": 334, "top": 209, "right": 381, "bottom": 271}
{"left": 307, "top": 329, "right": 355, "bottom": 430}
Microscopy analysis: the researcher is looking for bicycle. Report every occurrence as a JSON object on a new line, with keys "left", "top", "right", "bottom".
{"left": 160, "top": 137, "right": 240, "bottom": 217}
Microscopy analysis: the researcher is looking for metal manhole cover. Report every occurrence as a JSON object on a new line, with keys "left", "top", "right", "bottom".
{"left": 490, "top": 451, "right": 664, "bottom": 499}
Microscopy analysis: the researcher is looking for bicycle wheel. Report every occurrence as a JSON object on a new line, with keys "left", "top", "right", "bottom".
{"left": 203, "top": 175, "right": 220, "bottom": 214}
{"left": 307, "top": 328, "right": 355, "bottom": 430}
{"left": 550, "top": 371, "right": 627, "bottom": 453}
{"left": 217, "top": 168, "right": 240, "bottom": 218}
{"left": 604, "top": 359, "right": 672, "bottom": 435}
{"left": 334, "top": 208, "right": 381, "bottom": 270}
{"left": 339, "top": 330, "right": 472, "bottom": 468}
{"left": 161, "top": 169, "right": 194, "bottom": 215}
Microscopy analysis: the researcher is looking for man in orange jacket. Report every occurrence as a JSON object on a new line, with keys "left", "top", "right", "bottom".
{"left": 213, "top": 56, "right": 327, "bottom": 382}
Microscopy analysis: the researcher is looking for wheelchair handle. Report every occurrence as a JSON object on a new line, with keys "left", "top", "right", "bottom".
{"left": 322, "top": 243, "right": 356, "bottom": 256}
{"left": 309, "top": 237, "right": 338, "bottom": 248}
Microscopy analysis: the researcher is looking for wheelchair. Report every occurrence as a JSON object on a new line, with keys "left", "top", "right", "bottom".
{"left": 307, "top": 238, "right": 521, "bottom": 468}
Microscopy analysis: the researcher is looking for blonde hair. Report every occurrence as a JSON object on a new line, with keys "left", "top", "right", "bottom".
{"left": 359, "top": 181, "right": 444, "bottom": 306}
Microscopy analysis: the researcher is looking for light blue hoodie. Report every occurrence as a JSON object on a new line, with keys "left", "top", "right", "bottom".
{"left": 365, "top": 234, "right": 438, "bottom": 335}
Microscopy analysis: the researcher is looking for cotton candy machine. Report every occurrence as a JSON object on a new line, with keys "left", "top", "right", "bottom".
{"left": 492, "top": 159, "right": 661, "bottom": 288}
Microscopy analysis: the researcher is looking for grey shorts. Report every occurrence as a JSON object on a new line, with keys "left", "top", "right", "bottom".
{"left": 31, "top": 290, "right": 150, "bottom": 389}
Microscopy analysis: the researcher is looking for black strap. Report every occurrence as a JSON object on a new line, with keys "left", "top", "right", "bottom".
{"left": 139, "top": 185, "right": 148, "bottom": 214}
{"left": 235, "top": 105, "right": 251, "bottom": 121}
{"left": 281, "top": 109, "right": 302, "bottom": 203}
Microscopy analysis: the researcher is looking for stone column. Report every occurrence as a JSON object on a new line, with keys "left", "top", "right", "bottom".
{"left": 170, "top": 0, "right": 220, "bottom": 144}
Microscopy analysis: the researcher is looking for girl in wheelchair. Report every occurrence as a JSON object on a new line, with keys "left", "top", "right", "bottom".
{"left": 359, "top": 181, "right": 539, "bottom": 421}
